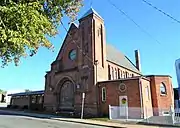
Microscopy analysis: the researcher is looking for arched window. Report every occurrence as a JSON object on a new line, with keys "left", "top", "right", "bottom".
{"left": 114, "top": 68, "right": 117, "bottom": 79}
{"left": 112, "top": 67, "right": 114, "bottom": 80}
{"left": 121, "top": 70, "right": 123, "bottom": 78}
{"left": 160, "top": 82, "right": 167, "bottom": 95}
{"left": 118, "top": 69, "right": 120, "bottom": 79}
{"left": 126, "top": 72, "right": 129, "bottom": 78}
{"left": 108, "top": 65, "right": 111, "bottom": 80}
{"left": 102, "top": 87, "right": 106, "bottom": 102}
{"left": 123, "top": 71, "right": 125, "bottom": 78}
{"left": 132, "top": 74, "right": 134, "bottom": 77}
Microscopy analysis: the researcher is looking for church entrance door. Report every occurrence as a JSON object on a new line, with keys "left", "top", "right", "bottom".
{"left": 59, "top": 80, "right": 74, "bottom": 110}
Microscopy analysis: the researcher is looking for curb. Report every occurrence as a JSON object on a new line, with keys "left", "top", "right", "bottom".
{"left": 52, "top": 118, "right": 126, "bottom": 128}
{"left": 138, "top": 122, "right": 179, "bottom": 128}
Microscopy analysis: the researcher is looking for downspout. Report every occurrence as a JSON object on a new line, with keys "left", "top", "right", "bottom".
{"left": 139, "top": 76, "right": 144, "bottom": 118}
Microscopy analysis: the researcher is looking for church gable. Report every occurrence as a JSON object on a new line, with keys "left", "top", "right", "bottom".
{"left": 55, "top": 23, "right": 79, "bottom": 61}
{"left": 50, "top": 23, "right": 79, "bottom": 71}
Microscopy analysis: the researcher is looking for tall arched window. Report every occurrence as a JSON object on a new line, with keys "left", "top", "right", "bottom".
{"left": 160, "top": 82, "right": 167, "bottom": 95}
{"left": 123, "top": 71, "right": 125, "bottom": 78}
{"left": 102, "top": 87, "right": 106, "bottom": 102}
{"left": 108, "top": 65, "right": 111, "bottom": 80}
{"left": 114, "top": 68, "right": 117, "bottom": 79}
{"left": 112, "top": 67, "right": 114, "bottom": 80}
{"left": 121, "top": 70, "right": 123, "bottom": 78}
{"left": 118, "top": 69, "right": 120, "bottom": 79}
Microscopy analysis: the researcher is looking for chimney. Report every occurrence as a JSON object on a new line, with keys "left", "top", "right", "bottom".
{"left": 135, "top": 50, "right": 141, "bottom": 71}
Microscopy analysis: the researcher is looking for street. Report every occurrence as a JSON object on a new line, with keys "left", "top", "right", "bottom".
{"left": 0, "top": 111, "right": 111, "bottom": 128}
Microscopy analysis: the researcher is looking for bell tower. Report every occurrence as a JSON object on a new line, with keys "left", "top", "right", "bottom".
{"left": 79, "top": 8, "right": 108, "bottom": 84}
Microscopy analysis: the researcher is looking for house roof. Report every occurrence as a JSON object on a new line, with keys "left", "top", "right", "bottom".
{"left": 145, "top": 75, "right": 172, "bottom": 78}
{"left": 106, "top": 44, "right": 141, "bottom": 74}
{"left": 8, "top": 90, "right": 44, "bottom": 96}
{"left": 80, "top": 7, "right": 103, "bottom": 20}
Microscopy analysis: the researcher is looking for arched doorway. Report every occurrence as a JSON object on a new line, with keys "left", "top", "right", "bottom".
{"left": 59, "top": 80, "right": 74, "bottom": 110}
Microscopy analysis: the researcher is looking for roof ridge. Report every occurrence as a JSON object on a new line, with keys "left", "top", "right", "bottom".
{"left": 124, "top": 55, "right": 140, "bottom": 72}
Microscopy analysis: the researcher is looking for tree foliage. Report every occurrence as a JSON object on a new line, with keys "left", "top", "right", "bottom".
{"left": 0, "top": 0, "right": 83, "bottom": 67}
{"left": 25, "top": 89, "right": 31, "bottom": 92}
{"left": 0, "top": 89, "right": 6, "bottom": 94}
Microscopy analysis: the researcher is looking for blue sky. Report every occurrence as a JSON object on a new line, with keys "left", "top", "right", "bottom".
{"left": 1, "top": 0, "right": 180, "bottom": 91}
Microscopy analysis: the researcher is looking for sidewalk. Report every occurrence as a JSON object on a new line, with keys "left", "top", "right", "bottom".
{"left": 0, "top": 109, "right": 171, "bottom": 128}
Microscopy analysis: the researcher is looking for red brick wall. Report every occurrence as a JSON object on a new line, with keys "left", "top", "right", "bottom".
{"left": 98, "top": 78, "right": 141, "bottom": 116}
{"left": 147, "top": 76, "right": 174, "bottom": 115}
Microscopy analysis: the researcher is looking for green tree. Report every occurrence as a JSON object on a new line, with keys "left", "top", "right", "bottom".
{"left": 0, "top": 89, "right": 6, "bottom": 94}
{"left": 25, "top": 89, "right": 31, "bottom": 92}
{"left": 0, "top": 89, "right": 3, "bottom": 93}
{"left": 0, "top": 0, "right": 83, "bottom": 67}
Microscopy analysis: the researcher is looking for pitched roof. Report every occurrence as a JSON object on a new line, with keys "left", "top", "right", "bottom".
{"left": 80, "top": 7, "right": 103, "bottom": 19}
{"left": 8, "top": 90, "right": 44, "bottom": 96}
{"left": 106, "top": 44, "right": 141, "bottom": 74}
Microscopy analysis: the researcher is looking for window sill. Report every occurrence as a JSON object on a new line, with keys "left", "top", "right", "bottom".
{"left": 160, "top": 94, "right": 167, "bottom": 97}
{"left": 102, "top": 100, "right": 106, "bottom": 103}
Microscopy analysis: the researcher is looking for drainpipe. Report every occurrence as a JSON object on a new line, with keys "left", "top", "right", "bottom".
{"left": 139, "top": 77, "right": 144, "bottom": 118}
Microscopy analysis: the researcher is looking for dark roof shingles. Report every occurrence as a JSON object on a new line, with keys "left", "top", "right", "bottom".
{"left": 106, "top": 44, "right": 141, "bottom": 74}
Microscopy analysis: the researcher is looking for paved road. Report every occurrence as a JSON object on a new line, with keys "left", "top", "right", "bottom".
{"left": 0, "top": 111, "right": 111, "bottom": 128}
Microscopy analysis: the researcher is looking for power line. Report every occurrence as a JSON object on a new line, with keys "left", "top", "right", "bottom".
{"left": 60, "top": 20, "right": 94, "bottom": 71}
{"left": 142, "top": 0, "right": 180, "bottom": 24}
{"left": 106, "top": 0, "right": 161, "bottom": 44}
{"left": 90, "top": 0, "right": 93, "bottom": 7}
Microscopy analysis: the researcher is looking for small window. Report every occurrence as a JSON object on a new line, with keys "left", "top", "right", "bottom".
{"left": 31, "top": 95, "right": 37, "bottom": 103}
{"left": 114, "top": 68, "right": 117, "bottom": 79}
{"left": 120, "top": 70, "right": 123, "bottom": 78}
{"left": 98, "top": 28, "right": 101, "bottom": 36}
{"left": 132, "top": 74, "right": 134, "bottom": 77}
{"left": 123, "top": 71, "right": 125, "bottom": 78}
{"left": 108, "top": 65, "right": 111, "bottom": 80}
{"left": 102, "top": 87, "right": 106, "bottom": 102}
{"left": 112, "top": 67, "right": 114, "bottom": 80}
{"left": 160, "top": 82, "right": 167, "bottom": 95}
{"left": 125, "top": 71, "right": 128, "bottom": 78}
{"left": 118, "top": 69, "right": 120, "bottom": 79}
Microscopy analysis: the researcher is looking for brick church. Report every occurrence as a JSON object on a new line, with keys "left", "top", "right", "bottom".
{"left": 44, "top": 8, "right": 174, "bottom": 118}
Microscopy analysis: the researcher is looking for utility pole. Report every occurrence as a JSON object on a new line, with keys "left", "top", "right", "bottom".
{"left": 81, "top": 92, "right": 85, "bottom": 119}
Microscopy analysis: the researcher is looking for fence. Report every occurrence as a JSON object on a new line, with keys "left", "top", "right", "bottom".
{"left": 109, "top": 105, "right": 180, "bottom": 125}
{"left": 174, "top": 108, "right": 180, "bottom": 124}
